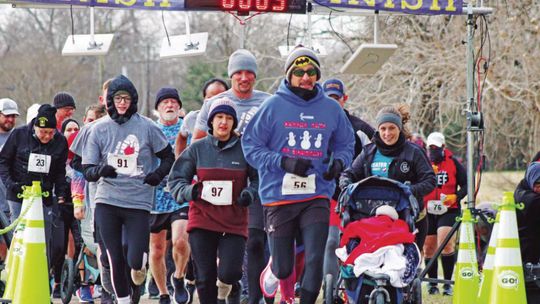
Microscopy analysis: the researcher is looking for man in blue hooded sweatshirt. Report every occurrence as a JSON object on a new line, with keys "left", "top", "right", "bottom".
{"left": 242, "top": 46, "right": 355, "bottom": 303}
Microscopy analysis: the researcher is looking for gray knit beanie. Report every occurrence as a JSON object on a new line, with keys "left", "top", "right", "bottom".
{"left": 228, "top": 49, "right": 258, "bottom": 78}
{"left": 284, "top": 46, "right": 321, "bottom": 81}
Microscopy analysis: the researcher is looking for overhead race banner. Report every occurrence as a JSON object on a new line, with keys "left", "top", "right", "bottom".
{"left": 6, "top": 0, "right": 307, "bottom": 13}
{"left": 316, "top": 0, "right": 463, "bottom": 15}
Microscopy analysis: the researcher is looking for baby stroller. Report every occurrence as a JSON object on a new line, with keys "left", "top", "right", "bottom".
{"left": 326, "top": 176, "right": 423, "bottom": 304}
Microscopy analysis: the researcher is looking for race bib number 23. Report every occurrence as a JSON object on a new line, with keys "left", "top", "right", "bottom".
{"left": 28, "top": 153, "right": 51, "bottom": 174}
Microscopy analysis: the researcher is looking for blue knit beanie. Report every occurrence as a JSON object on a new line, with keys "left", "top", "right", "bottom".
{"left": 526, "top": 162, "right": 540, "bottom": 190}
{"left": 207, "top": 98, "right": 238, "bottom": 131}
{"left": 228, "top": 49, "right": 257, "bottom": 78}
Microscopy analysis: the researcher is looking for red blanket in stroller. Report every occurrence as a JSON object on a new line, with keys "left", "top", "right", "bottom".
{"left": 340, "top": 215, "right": 415, "bottom": 265}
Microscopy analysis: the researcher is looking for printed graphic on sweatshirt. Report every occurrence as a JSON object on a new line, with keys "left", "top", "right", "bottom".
{"left": 281, "top": 113, "right": 327, "bottom": 159}
{"left": 237, "top": 106, "right": 259, "bottom": 135}
{"left": 107, "top": 134, "right": 142, "bottom": 176}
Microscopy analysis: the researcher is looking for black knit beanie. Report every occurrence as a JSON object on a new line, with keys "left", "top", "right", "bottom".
{"left": 53, "top": 92, "right": 76, "bottom": 109}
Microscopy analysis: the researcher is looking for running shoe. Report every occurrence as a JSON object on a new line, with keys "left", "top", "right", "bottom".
{"left": 159, "top": 294, "right": 172, "bottom": 304}
{"left": 427, "top": 284, "right": 440, "bottom": 295}
{"left": 442, "top": 284, "right": 453, "bottom": 296}
{"left": 186, "top": 281, "right": 196, "bottom": 304}
{"left": 259, "top": 258, "right": 279, "bottom": 298}
{"left": 171, "top": 274, "right": 190, "bottom": 304}
{"left": 76, "top": 285, "right": 94, "bottom": 303}
{"left": 148, "top": 277, "right": 160, "bottom": 299}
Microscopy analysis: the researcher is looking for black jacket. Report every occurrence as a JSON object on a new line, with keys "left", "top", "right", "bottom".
{"left": 341, "top": 133, "right": 436, "bottom": 209}
{"left": 515, "top": 179, "right": 540, "bottom": 264}
{"left": 0, "top": 122, "right": 68, "bottom": 205}
{"left": 344, "top": 109, "right": 375, "bottom": 157}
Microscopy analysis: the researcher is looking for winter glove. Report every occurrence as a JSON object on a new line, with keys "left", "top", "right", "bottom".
{"left": 9, "top": 182, "right": 29, "bottom": 194}
{"left": 98, "top": 165, "right": 118, "bottom": 178}
{"left": 323, "top": 158, "right": 344, "bottom": 181}
{"left": 235, "top": 189, "right": 253, "bottom": 207}
{"left": 442, "top": 194, "right": 457, "bottom": 206}
{"left": 191, "top": 182, "right": 202, "bottom": 201}
{"left": 143, "top": 172, "right": 162, "bottom": 186}
{"left": 280, "top": 156, "right": 313, "bottom": 177}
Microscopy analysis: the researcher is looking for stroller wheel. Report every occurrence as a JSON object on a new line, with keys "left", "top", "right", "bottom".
{"left": 324, "top": 273, "right": 334, "bottom": 304}
{"left": 60, "top": 258, "right": 75, "bottom": 304}
{"left": 409, "top": 278, "right": 422, "bottom": 304}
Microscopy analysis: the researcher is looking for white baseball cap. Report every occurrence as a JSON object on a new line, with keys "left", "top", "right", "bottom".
{"left": 0, "top": 98, "right": 20, "bottom": 116}
{"left": 427, "top": 132, "right": 445, "bottom": 148}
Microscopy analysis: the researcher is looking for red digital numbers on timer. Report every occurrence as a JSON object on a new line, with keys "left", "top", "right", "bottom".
{"left": 221, "top": 0, "right": 286, "bottom": 12}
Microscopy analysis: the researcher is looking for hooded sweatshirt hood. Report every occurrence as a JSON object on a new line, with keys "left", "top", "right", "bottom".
{"left": 526, "top": 161, "right": 540, "bottom": 190}
{"left": 106, "top": 75, "right": 138, "bottom": 125}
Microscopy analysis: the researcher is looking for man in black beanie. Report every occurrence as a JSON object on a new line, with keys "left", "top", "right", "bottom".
{"left": 53, "top": 92, "right": 76, "bottom": 131}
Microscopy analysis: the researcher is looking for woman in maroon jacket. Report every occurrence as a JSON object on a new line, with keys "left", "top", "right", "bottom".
{"left": 168, "top": 98, "right": 259, "bottom": 304}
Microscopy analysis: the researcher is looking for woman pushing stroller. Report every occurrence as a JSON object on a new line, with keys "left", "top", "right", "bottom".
{"left": 340, "top": 104, "right": 436, "bottom": 251}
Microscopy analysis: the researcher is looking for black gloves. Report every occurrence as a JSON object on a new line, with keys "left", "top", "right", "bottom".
{"left": 235, "top": 190, "right": 253, "bottom": 207}
{"left": 191, "top": 183, "right": 201, "bottom": 200}
{"left": 83, "top": 164, "right": 117, "bottom": 182}
{"left": 323, "top": 159, "right": 344, "bottom": 181}
{"left": 9, "top": 182, "right": 29, "bottom": 194}
{"left": 280, "top": 156, "right": 313, "bottom": 177}
{"left": 143, "top": 172, "right": 162, "bottom": 186}
{"left": 99, "top": 165, "right": 118, "bottom": 178}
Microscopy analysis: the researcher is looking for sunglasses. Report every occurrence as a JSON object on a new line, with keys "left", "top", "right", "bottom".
{"left": 292, "top": 68, "right": 318, "bottom": 77}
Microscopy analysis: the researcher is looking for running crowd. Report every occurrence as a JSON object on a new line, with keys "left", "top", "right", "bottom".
{"left": 0, "top": 46, "right": 537, "bottom": 304}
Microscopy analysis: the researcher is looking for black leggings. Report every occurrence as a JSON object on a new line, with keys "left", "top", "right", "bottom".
{"left": 95, "top": 204, "right": 150, "bottom": 298}
{"left": 269, "top": 222, "right": 328, "bottom": 297}
{"left": 51, "top": 204, "right": 83, "bottom": 283}
{"left": 189, "top": 228, "right": 245, "bottom": 304}
{"left": 247, "top": 228, "right": 267, "bottom": 304}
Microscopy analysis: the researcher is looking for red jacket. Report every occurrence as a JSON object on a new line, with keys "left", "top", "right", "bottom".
{"left": 424, "top": 149, "right": 466, "bottom": 209}
{"left": 340, "top": 215, "right": 415, "bottom": 265}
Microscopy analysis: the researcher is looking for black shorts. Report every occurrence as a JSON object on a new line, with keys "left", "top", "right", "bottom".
{"left": 263, "top": 198, "right": 329, "bottom": 238}
{"left": 427, "top": 209, "right": 460, "bottom": 235}
{"left": 150, "top": 207, "right": 188, "bottom": 234}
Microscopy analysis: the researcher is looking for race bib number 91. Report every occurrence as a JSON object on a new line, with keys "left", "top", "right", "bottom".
{"left": 107, "top": 153, "right": 137, "bottom": 176}
{"left": 281, "top": 173, "right": 316, "bottom": 195}
{"left": 201, "top": 180, "right": 233, "bottom": 206}
{"left": 28, "top": 153, "right": 51, "bottom": 174}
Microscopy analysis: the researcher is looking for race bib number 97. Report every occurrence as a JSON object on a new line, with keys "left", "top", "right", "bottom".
{"left": 281, "top": 173, "right": 316, "bottom": 195}
{"left": 107, "top": 153, "right": 137, "bottom": 176}
{"left": 201, "top": 180, "right": 233, "bottom": 206}
{"left": 28, "top": 153, "right": 51, "bottom": 174}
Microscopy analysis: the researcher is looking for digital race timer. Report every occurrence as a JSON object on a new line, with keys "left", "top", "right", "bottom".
{"left": 185, "top": 0, "right": 306, "bottom": 14}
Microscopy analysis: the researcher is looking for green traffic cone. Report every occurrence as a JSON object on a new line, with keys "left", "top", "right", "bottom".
{"left": 488, "top": 192, "right": 527, "bottom": 304}
{"left": 453, "top": 207, "right": 480, "bottom": 304}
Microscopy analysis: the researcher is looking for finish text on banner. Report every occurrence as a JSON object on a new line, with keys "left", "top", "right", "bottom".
{"left": 316, "top": 0, "right": 463, "bottom": 15}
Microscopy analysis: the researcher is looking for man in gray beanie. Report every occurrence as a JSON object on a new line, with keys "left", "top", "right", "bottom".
{"left": 192, "top": 49, "right": 271, "bottom": 304}
{"left": 193, "top": 49, "right": 269, "bottom": 140}
{"left": 242, "top": 45, "right": 355, "bottom": 304}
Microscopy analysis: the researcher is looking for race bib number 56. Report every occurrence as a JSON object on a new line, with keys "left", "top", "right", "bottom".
{"left": 281, "top": 173, "right": 316, "bottom": 195}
